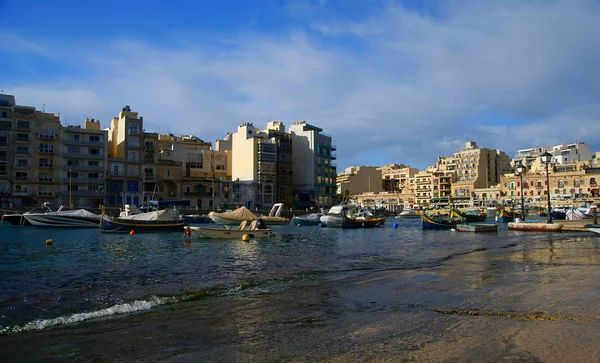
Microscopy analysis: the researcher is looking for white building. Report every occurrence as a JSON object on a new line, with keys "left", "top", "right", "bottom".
{"left": 289, "top": 121, "right": 337, "bottom": 209}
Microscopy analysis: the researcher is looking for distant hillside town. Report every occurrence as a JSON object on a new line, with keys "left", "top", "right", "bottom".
{"left": 0, "top": 92, "right": 598, "bottom": 211}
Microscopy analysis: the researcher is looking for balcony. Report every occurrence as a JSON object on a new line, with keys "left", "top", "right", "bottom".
{"left": 63, "top": 139, "right": 104, "bottom": 146}
{"left": 63, "top": 165, "right": 104, "bottom": 171}
{"left": 64, "top": 178, "right": 104, "bottom": 184}
{"left": 184, "top": 191, "right": 213, "bottom": 197}
{"left": 37, "top": 134, "right": 56, "bottom": 140}
{"left": 38, "top": 149, "right": 55, "bottom": 154}
{"left": 37, "top": 177, "right": 55, "bottom": 183}
{"left": 67, "top": 190, "right": 104, "bottom": 196}
{"left": 62, "top": 152, "right": 105, "bottom": 159}
{"left": 37, "top": 192, "right": 56, "bottom": 197}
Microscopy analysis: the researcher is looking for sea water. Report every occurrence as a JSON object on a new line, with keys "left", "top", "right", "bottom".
{"left": 1, "top": 219, "right": 600, "bottom": 361}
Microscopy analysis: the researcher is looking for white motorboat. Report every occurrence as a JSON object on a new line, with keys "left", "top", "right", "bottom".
{"left": 208, "top": 203, "right": 290, "bottom": 226}
{"left": 188, "top": 220, "right": 273, "bottom": 239}
{"left": 320, "top": 204, "right": 357, "bottom": 228}
{"left": 585, "top": 224, "right": 600, "bottom": 234}
{"left": 24, "top": 209, "right": 101, "bottom": 228}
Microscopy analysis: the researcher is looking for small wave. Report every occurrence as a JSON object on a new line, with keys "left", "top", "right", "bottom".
{"left": 1, "top": 295, "right": 177, "bottom": 335}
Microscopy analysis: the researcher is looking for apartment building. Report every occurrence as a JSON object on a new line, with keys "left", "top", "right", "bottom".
{"left": 62, "top": 119, "right": 108, "bottom": 208}
{"left": 514, "top": 142, "right": 593, "bottom": 169}
{"left": 289, "top": 121, "right": 337, "bottom": 209}
{"left": 336, "top": 166, "right": 382, "bottom": 196}
{"left": 106, "top": 106, "right": 145, "bottom": 207}
{"left": 157, "top": 134, "right": 227, "bottom": 209}
{"left": 378, "top": 163, "right": 419, "bottom": 193}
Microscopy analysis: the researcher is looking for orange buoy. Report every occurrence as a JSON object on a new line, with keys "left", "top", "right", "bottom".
{"left": 45, "top": 239, "right": 52, "bottom": 245}
{"left": 129, "top": 229, "right": 135, "bottom": 235}
{"left": 184, "top": 226, "right": 192, "bottom": 237}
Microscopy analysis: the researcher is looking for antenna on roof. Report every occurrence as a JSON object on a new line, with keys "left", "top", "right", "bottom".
{"left": 42, "top": 102, "right": 46, "bottom": 112}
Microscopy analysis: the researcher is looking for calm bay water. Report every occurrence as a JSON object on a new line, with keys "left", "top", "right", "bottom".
{"left": 2, "top": 218, "right": 600, "bottom": 362}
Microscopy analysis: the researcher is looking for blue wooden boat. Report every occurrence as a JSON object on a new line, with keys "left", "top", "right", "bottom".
{"left": 496, "top": 206, "right": 514, "bottom": 223}
{"left": 422, "top": 213, "right": 462, "bottom": 230}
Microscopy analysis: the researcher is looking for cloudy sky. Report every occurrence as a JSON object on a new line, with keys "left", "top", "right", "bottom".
{"left": 1, "top": 0, "right": 600, "bottom": 170}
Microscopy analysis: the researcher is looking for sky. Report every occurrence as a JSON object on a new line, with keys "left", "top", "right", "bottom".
{"left": 1, "top": 0, "right": 600, "bottom": 171}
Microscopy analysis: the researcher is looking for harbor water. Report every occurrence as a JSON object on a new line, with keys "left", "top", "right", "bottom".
{"left": 1, "top": 218, "right": 600, "bottom": 362}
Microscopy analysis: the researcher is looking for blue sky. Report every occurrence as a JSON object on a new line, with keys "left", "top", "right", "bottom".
{"left": 2, "top": 0, "right": 600, "bottom": 170}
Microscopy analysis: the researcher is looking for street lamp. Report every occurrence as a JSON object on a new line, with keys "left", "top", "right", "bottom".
{"left": 68, "top": 169, "right": 72, "bottom": 208}
{"left": 516, "top": 161, "right": 526, "bottom": 222}
{"left": 540, "top": 151, "right": 553, "bottom": 224}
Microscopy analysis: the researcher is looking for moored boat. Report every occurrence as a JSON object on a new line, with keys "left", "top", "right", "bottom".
{"left": 508, "top": 222, "right": 563, "bottom": 232}
{"left": 422, "top": 213, "right": 462, "bottom": 230}
{"left": 188, "top": 219, "right": 273, "bottom": 239}
{"left": 584, "top": 224, "right": 600, "bottom": 234}
{"left": 496, "top": 206, "right": 514, "bottom": 223}
{"left": 24, "top": 209, "right": 101, "bottom": 228}
{"left": 341, "top": 215, "right": 385, "bottom": 228}
{"left": 181, "top": 214, "right": 213, "bottom": 224}
{"left": 101, "top": 210, "right": 188, "bottom": 232}
{"left": 320, "top": 204, "right": 357, "bottom": 228}
{"left": 291, "top": 213, "right": 322, "bottom": 226}
{"left": 208, "top": 204, "right": 290, "bottom": 226}
{"left": 455, "top": 223, "right": 498, "bottom": 232}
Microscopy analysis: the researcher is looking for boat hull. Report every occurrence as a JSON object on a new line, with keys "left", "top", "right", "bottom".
{"left": 508, "top": 222, "right": 563, "bottom": 232}
{"left": 189, "top": 226, "right": 272, "bottom": 239}
{"left": 24, "top": 210, "right": 101, "bottom": 228}
{"left": 101, "top": 215, "right": 188, "bottom": 232}
{"left": 1, "top": 214, "right": 31, "bottom": 226}
{"left": 584, "top": 224, "right": 600, "bottom": 234}
{"left": 320, "top": 215, "right": 344, "bottom": 228}
{"left": 456, "top": 223, "right": 498, "bottom": 232}
{"left": 422, "top": 214, "right": 462, "bottom": 230}
{"left": 292, "top": 214, "right": 321, "bottom": 226}
{"left": 342, "top": 216, "right": 385, "bottom": 228}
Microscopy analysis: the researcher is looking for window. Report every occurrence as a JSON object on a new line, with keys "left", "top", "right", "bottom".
{"left": 88, "top": 135, "right": 100, "bottom": 142}
{"left": 68, "top": 146, "right": 80, "bottom": 153}
{"left": 128, "top": 123, "right": 139, "bottom": 134}
{"left": 16, "top": 133, "right": 29, "bottom": 141}
{"left": 38, "top": 186, "right": 53, "bottom": 196}
{"left": 88, "top": 173, "right": 99, "bottom": 179}
{"left": 128, "top": 137, "right": 139, "bottom": 147}
{"left": 16, "top": 120, "right": 29, "bottom": 129}
{"left": 128, "top": 167, "right": 137, "bottom": 176}
{"left": 14, "top": 185, "right": 27, "bottom": 193}
{"left": 68, "top": 134, "right": 80, "bottom": 141}
{"left": 0, "top": 136, "right": 6, "bottom": 146}
{"left": 15, "top": 172, "right": 27, "bottom": 181}
{"left": 67, "top": 159, "right": 80, "bottom": 167}
{"left": 166, "top": 169, "right": 171, "bottom": 177}
{"left": 89, "top": 148, "right": 100, "bottom": 155}
{"left": 144, "top": 168, "right": 154, "bottom": 177}
{"left": 16, "top": 159, "right": 29, "bottom": 167}
{"left": 39, "top": 143, "right": 54, "bottom": 153}
{"left": 16, "top": 146, "right": 28, "bottom": 154}
{"left": 88, "top": 160, "right": 100, "bottom": 167}
{"left": 145, "top": 141, "right": 154, "bottom": 150}
{"left": 185, "top": 185, "right": 191, "bottom": 193}
{"left": 113, "top": 165, "right": 120, "bottom": 175}
{"left": 186, "top": 162, "right": 202, "bottom": 169}
{"left": 38, "top": 129, "right": 55, "bottom": 139}
{"left": 0, "top": 123, "right": 9, "bottom": 131}
{"left": 38, "top": 158, "right": 54, "bottom": 167}
{"left": 38, "top": 172, "right": 52, "bottom": 182}
{"left": 144, "top": 154, "right": 153, "bottom": 163}
{"left": 128, "top": 151, "right": 138, "bottom": 162}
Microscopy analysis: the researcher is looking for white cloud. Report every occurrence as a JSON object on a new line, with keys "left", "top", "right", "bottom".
{"left": 4, "top": 0, "right": 600, "bottom": 169}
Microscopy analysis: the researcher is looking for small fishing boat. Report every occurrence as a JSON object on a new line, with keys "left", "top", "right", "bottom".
{"left": 584, "top": 224, "right": 600, "bottom": 234}
{"left": 101, "top": 209, "right": 188, "bottom": 232}
{"left": 421, "top": 212, "right": 463, "bottom": 230}
{"left": 291, "top": 213, "right": 322, "bottom": 226}
{"left": 341, "top": 215, "right": 386, "bottom": 228}
{"left": 455, "top": 223, "right": 498, "bottom": 232}
{"left": 396, "top": 209, "right": 421, "bottom": 218}
{"left": 188, "top": 219, "right": 273, "bottom": 239}
{"left": 1, "top": 203, "right": 57, "bottom": 226}
{"left": 496, "top": 206, "right": 514, "bottom": 223}
{"left": 507, "top": 222, "right": 563, "bottom": 232}
{"left": 450, "top": 208, "right": 487, "bottom": 222}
